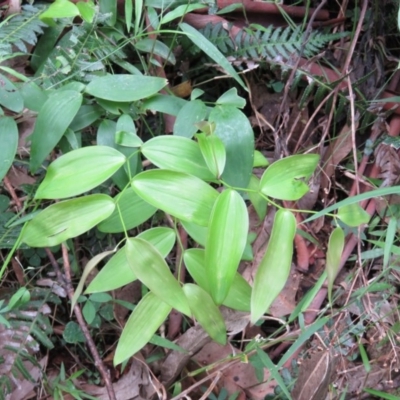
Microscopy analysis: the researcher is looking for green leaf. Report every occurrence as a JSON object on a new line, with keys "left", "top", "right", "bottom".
{"left": 135, "top": 38, "right": 176, "bottom": 64}
{"left": 253, "top": 150, "right": 269, "bottom": 167}
{"left": 131, "top": 170, "right": 219, "bottom": 226}
{"left": 30, "top": 90, "right": 83, "bottom": 173}
{"left": 205, "top": 189, "right": 249, "bottom": 304}
{"left": 141, "top": 136, "right": 214, "bottom": 181}
{"left": 69, "top": 105, "right": 103, "bottom": 131}
{"left": 247, "top": 175, "right": 267, "bottom": 221}
{"left": 183, "top": 284, "right": 226, "bottom": 344}
{"left": 126, "top": 238, "right": 191, "bottom": 316}
{"left": 63, "top": 321, "right": 86, "bottom": 344}
{"left": 40, "top": 0, "right": 80, "bottom": 20}
{"left": 337, "top": 203, "right": 370, "bottom": 227}
{"left": 125, "top": 0, "right": 133, "bottom": 31}
{"left": 86, "top": 227, "right": 176, "bottom": 293}
{"left": 326, "top": 227, "right": 344, "bottom": 304}
{"left": 20, "top": 81, "right": 48, "bottom": 112}
{"left": 82, "top": 300, "right": 96, "bottom": 324}
{"left": 259, "top": 154, "right": 319, "bottom": 201}
{"left": 97, "top": 187, "right": 156, "bottom": 233}
{"left": 179, "top": 23, "right": 246, "bottom": 91}
{"left": 97, "top": 119, "right": 139, "bottom": 190}
{"left": 196, "top": 133, "right": 226, "bottom": 179}
{"left": 134, "top": 0, "right": 142, "bottom": 34}
{"left": 160, "top": 3, "right": 205, "bottom": 24}
{"left": 0, "top": 74, "right": 23, "bottom": 113}
{"left": 85, "top": 75, "right": 167, "bottom": 102}
{"left": 21, "top": 194, "right": 115, "bottom": 247}
{"left": 0, "top": 117, "right": 18, "bottom": 181}
{"left": 303, "top": 186, "right": 400, "bottom": 223}
{"left": 216, "top": 88, "right": 246, "bottom": 108}
{"left": 76, "top": 1, "right": 96, "bottom": 23}
{"left": 209, "top": 105, "right": 254, "bottom": 188}
{"left": 251, "top": 209, "right": 296, "bottom": 324}
{"left": 114, "top": 292, "right": 171, "bottom": 365}
{"left": 173, "top": 100, "right": 208, "bottom": 138}
{"left": 99, "top": 0, "right": 116, "bottom": 25}
{"left": 184, "top": 248, "right": 251, "bottom": 312}
{"left": 142, "top": 94, "right": 186, "bottom": 116}
{"left": 115, "top": 131, "right": 143, "bottom": 147}
{"left": 35, "top": 146, "right": 126, "bottom": 199}
{"left": 181, "top": 220, "right": 207, "bottom": 246}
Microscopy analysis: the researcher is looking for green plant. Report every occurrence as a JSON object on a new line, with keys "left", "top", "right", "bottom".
{"left": 46, "top": 363, "right": 97, "bottom": 400}
{"left": 2, "top": 71, "right": 371, "bottom": 366}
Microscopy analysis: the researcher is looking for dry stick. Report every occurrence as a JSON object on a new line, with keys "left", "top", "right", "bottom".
{"left": 46, "top": 246, "right": 116, "bottom": 400}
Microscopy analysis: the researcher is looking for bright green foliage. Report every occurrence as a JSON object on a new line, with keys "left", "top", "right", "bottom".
{"left": 29, "top": 90, "right": 83, "bottom": 173}
{"left": 35, "top": 146, "right": 126, "bottom": 199}
{"left": 114, "top": 292, "right": 172, "bottom": 365}
{"left": 0, "top": 117, "right": 18, "bottom": 181}
{"left": 21, "top": 194, "right": 115, "bottom": 247}
{"left": 326, "top": 227, "right": 345, "bottom": 304}
{"left": 251, "top": 209, "right": 296, "bottom": 324}
{"left": 183, "top": 284, "right": 226, "bottom": 344}
{"left": 131, "top": 170, "right": 219, "bottom": 226}
{"left": 125, "top": 238, "right": 191, "bottom": 316}
{"left": 337, "top": 203, "right": 370, "bottom": 227}
{"left": 205, "top": 189, "right": 249, "bottom": 304}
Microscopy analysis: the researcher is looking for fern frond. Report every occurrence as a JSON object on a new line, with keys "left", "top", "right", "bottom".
{"left": 0, "top": 5, "right": 47, "bottom": 57}
{"left": 199, "top": 22, "right": 347, "bottom": 63}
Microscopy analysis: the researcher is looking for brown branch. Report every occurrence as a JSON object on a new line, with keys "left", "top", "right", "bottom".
{"left": 46, "top": 246, "right": 116, "bottom": 400}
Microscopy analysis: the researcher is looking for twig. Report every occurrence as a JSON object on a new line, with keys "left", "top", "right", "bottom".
{"left": 46, "top": 246, "right": 116, "bottom": 400}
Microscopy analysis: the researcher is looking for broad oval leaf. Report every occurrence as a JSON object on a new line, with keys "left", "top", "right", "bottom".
{"left": 209, "top": 105, "right": 254, "bottom": 188}
{"left": 21, "top": 194, "right": 115, "bottom": 247}
{"left": 126, "top": 238, "right": 191, "bottom": 316}
{"left": 173, "top": 99, "right": 208, "bottom": 138}
{"left": 183, "top": 284, "right": 226, "bottom": 345}
{"left": 251, "top": 209, "right": 296, "bottom": 324}
{"left": 131, "top": 170, "right": 219, "bottom": 226}
{"left": 30, "top": 90, "right": 83, "bottom": 173}
{"left": 337, "top": 203, "right": 370, "bottom": 227}
{"left": 98, "top": 187, "right": 157, "bottom": 233}
{"left": 141, "top": 136, "right": 214, "bottom": 181}
{"left": 35, "top": 146, "right": 126, "bottom": 199}
{"left": 85, "top": 74, "right": 167, "bottom": 102}
{"left": 260, "top": 154, "right": 319, "bottom": 201}
{"left": 184, "top": 248, "right": 251, "bottom": 312}
{"left": 0, "top": 117, "right": 18, "bottom": 181}
{"left": 114, "top": 291, "right": 171, "bottom": 365}
{"left": 196, "top": 133, "right": 226, "bottom": 179}
{"left": 86, "top": 227, "right": 176, "bottom": 293}
{"left": 205, "top": 189, "right": 249, "bottom": 304}
{"left": 326, "top": 227, "right": 345, "bottom": 304}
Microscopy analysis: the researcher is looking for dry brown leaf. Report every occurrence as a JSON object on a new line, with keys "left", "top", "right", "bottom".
{"left": 375, "top": 143, "right": 400, "bottom": 187}
{"left": 193, "top": 341, "right": 275, "bottom": 400}
{"left": 160, "top": 309, "right": 249, "bottom": 386}
{"left": 321, "top": 123, "right": 355, "bottom": 194}
{"left": 291, "top": 350, "right": 334, "bottom": 400}
{"left": 80, "top": 358, "right": 155, "bottom": 400}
